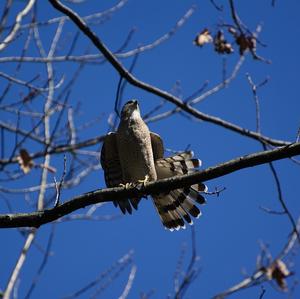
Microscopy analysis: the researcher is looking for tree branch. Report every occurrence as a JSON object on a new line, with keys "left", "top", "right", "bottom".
{"left": 0, "top": 0, "right": 36, "bottom": 52}
{"left": 0, "top": 134, "right": 105, "bottom": 167}
{"left": 47, "top": 0, "right": 289, "bottom": 147}
{"left": 1, "top": 142, "right": 299, "bottom": 228}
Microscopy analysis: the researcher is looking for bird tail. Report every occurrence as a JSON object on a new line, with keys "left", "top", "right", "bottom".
{"left": 153, "top": 151, "right": 207, "bottom": 231}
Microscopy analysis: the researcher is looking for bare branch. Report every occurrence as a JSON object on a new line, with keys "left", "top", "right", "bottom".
{"left": 0, "top": 134, "right": 105, "bottom": 167}
{"left": 0, "top": 120, "right": 45, "bottom": 144}
{"left": 0, "top": 5, "right": 195, "bottom": 65}
{"left": 62, "top": 250, "right": 133, "bottom": 299}
{"left": 54, "top": 155, "right": 67, "bottom": 207}
{"left": 1, "top": 143, "right": 299, "bottom": 228}
{"left": 15, "top": 0, "right": 128, "bottom": 30}
{"left": 118, "top": 265, "right": 137, "bottom": 299}
{"left": 174, "top": 226, "right": 200, "bottom": 299}
{"left": 0, "top": 0, "right": 36, "bottom": 52}
{"left": 213, "top": 216, "right": 300, "bottom": 298}
{"left": 0, "top": 0, "right": 13, "bottom": 37}
{"left": 47, "top": 0, "right": 288, "bottom": 146}
{"left": 23, "top": 225, "right": 56, "bottom": 299}
{"left": 190, "top": 56, "right": 245, "bottom": 105}
{"left": 2, "top": 230, "right": 36, "bottom": 299}
{"left": 246, "top": 73, "right": 300, "bottom": 242}
{"left": 0, "top": 70, "right": 64, "bottom": 92}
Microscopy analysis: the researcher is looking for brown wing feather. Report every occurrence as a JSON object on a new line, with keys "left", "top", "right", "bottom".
{"left": 150, "top": 132, "right": 164, "bottom": 161}
{"left": 101, "top": 132, "right": 138, "bottom": 214}
{"left": 100, "top": 132, "right": 123, "bottom": 187}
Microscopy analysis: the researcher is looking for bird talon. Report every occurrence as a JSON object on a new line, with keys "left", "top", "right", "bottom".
{"left": 133, "top": 175, "right": 150, "bottom": 191}
{"left": 138, "top": 175, "right": 150, "bottom": 186}
{"left": 119, "top": 182, "right": 133, "bottom": 189}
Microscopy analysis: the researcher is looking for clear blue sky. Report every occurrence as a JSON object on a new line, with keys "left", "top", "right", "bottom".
{"left": 1, "top": 1, "right": 299, "bottom": 298}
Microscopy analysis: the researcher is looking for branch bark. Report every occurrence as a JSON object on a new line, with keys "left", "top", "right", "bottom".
{"left": 1, "top": 142, "right": 299, "bottom": 228}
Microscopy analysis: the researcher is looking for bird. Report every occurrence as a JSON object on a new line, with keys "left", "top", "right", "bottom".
{"left": 100, "top": 100, "right": 207, "bottom": 231}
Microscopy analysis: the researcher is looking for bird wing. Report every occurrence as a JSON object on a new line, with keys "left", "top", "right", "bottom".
{"left": 100, "top": 132, "right": 123, "bottom": 187}
{"left": 100, "top": 132, "right": 140, "bottom": 215}
{"left": 150, "top": 132, "right": 164, "bottom": 161}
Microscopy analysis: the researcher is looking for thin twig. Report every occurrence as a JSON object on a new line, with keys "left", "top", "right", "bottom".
{"left": 62, "top": 251, "right": 133, "bottom": 299}
{"left": 118, "top": 265, "right": 137, "bottom": 299}
{"left": 258, "top": 285, "right": 266, "bottom": 299}
{"left": 0, "top": 70, "right": 64, "bottom": 92}
{"left": 246, "top": 73, "right": 300, "bottom": 243}
{"left": 54, "top": 155, "right": 67, "bottom": 207}
{"left": 266, "top": 157, "right": 300, "bottom": 242}
{"left": 190, "top": 56, "right": 245, "bottom": 105}
{"left": 8, "top": 0, "right": 128, "bottom": 31}
{"left": 24, "top": 225, "right": 56, "bottom": 299}
{"left": 0, "top": 0, "right": 13, "bottom": 37}
{"left": 174, "top": 226, "right": 200, "bottom": 298}
{"left": 0, "top": 4, "right": 193, "bottom": 65}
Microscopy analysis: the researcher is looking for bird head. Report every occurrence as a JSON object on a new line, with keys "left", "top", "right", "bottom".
{"left": 121, "top": 100, "right": 140, "bottom": 119}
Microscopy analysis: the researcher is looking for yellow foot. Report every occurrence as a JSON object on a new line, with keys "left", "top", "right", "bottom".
{"left": 119, "top": 175, "right": 150, "bottom": 190}
{"left": 119, "top": 182, "right": 133, "bottom": 189}
{"left": 134, "top": 175, "right": 150, "bottom": 190}
{"left": 138, "top": 175, "right": 150, "bottom": 186}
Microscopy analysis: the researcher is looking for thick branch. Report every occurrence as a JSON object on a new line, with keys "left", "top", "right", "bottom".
{"left": 1, "top": 142, "right": 299, "bottom": 228}
{"left": 47, "top": 0, "right": 289, "bottom": 147}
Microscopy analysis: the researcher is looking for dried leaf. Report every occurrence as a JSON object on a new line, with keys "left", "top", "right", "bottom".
{"left": 18, "top": 149, "right": 34, "bottom": 174}
{"left": 214, "top": 31, "right": 234, "bottom": 54}
{"left": 236, "top": 34, "right": 256, "bottom": 55}
{"left": 266, "top": 259, "right": 291, "bottom": 291}
{"left": 194, "top": 28, "right": 213, "bottom": 47}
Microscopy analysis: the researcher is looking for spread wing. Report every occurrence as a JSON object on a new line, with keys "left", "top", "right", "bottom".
{"left": 100, "top": 132, "right": 140, "bottom": 214}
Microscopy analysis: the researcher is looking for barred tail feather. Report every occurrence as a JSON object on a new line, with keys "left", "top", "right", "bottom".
{"left": 153, "top": 151, "right": 207, "bottom": 230}
{"left": 170, "top": 189, "right": 201, "bottom": 218}
{"left": 153, "top": 194, "right": 186, "bottom": 231}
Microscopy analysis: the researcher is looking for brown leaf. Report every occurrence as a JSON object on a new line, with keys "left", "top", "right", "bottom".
{"left": 266, "top": 259, "right": 291, "bottom": 291}
{"left": 194, "top": 28, "right": 213, "bottom": 47}
{"left": 214, "top": 31, "right": 234, "bottom": 54}
{"left": 18, "top": 149, "right": 34, "bottom": 174}
{"left": 236, "top": 34, "right": 256, "bottom": 55}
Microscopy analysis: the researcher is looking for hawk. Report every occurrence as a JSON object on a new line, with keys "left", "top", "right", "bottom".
{"left": 100, "top": 100, "right": 207, "bottom": 231}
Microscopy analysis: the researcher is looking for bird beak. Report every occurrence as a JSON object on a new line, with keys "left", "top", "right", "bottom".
{"left": 132, "top": 100, "right": 139, "bottom": 110}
